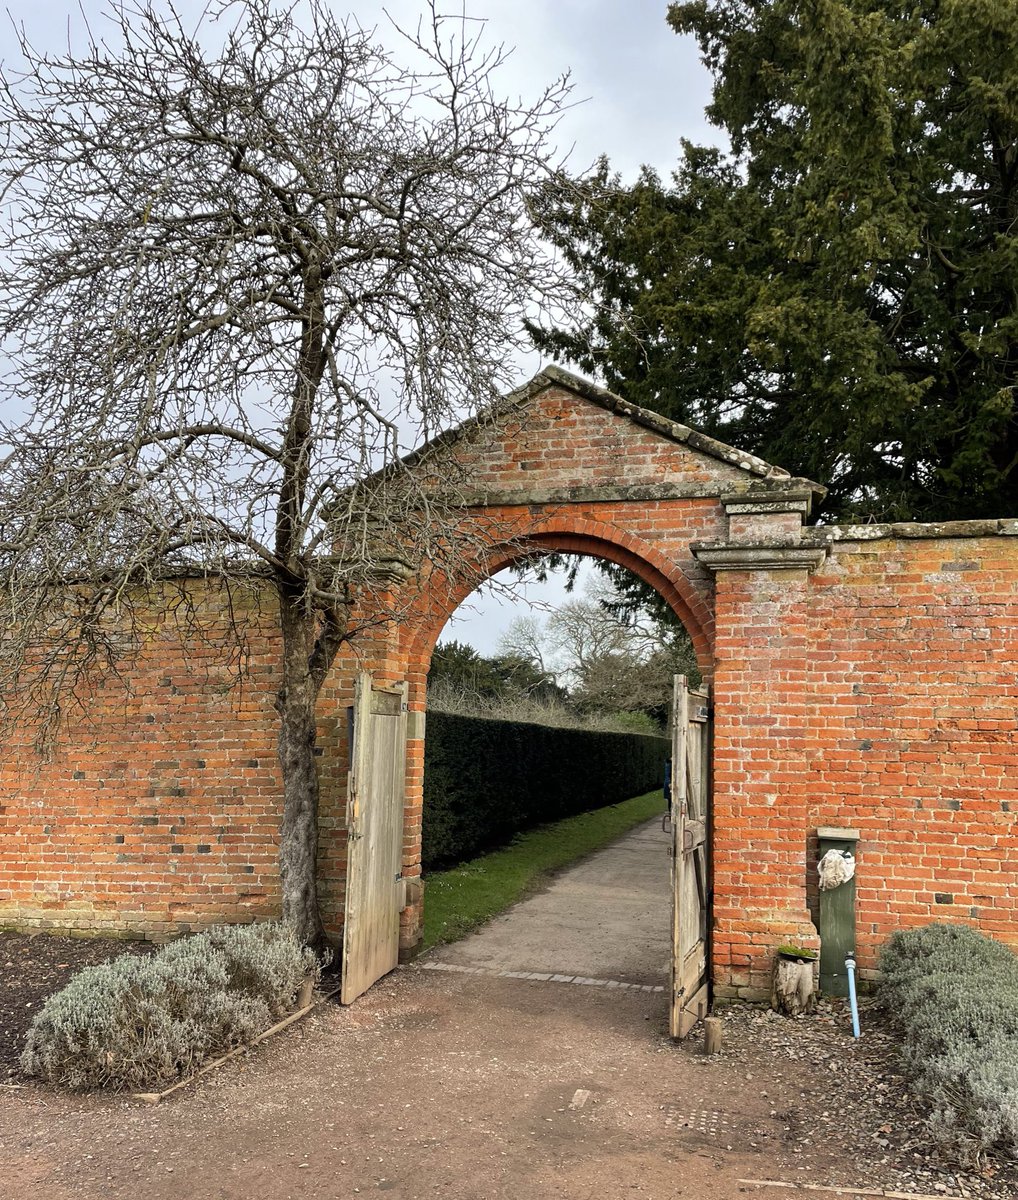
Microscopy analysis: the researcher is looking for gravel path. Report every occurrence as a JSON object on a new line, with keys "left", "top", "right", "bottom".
{"left": 2, "top": 944, "right": 1017, "bottom": 1199}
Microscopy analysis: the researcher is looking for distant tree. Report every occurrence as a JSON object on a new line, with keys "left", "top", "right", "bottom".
{"left": 497, "top": 574, "right": 697, "bottom": 726}
{"left": 427, "top": 640, "right": 563, "bottom": 706}
{"left": 493, "top": 615, "right": 555, "bottom": 681}
{"left": 548, "top": 593, "right": 695, "bottom": 723}
{"left": 0, "top": 0, "right": 575, "bottom": 946}
{"left": 532, "top": 0, "right": 1018, "bottom": 522}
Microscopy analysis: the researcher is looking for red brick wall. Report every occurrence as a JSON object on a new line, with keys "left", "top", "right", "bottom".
{"left": 809, "top": 533, "right": 1017, "bottom": 977}
{"left": 0, "top": 582, "right": 287, "bottom": 937}
{"left": 3, "top": 379, "right": 1016, "bottom": 1013}
{"left": 709, "top": 530, "right": 1018, "bottom": 998}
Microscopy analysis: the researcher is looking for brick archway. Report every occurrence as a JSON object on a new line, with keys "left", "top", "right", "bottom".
{"left": 389, "top": 520, "right": 719, "bottom": 965}
{"left": 8, "top": 365, "right": 1016, "bottom": 1007}
{"left": 347, "top": 366, "right": 825, "bottom": 968}
{"left": 325, "top": 368, "right": 1018, "bottom": 997}
{"left": 402, "top": 519, "right": 715, "bottom": 689}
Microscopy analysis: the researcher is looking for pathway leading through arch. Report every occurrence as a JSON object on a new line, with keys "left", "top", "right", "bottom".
{"left": 424, "top": 818, "right": 671, "bottom": 992}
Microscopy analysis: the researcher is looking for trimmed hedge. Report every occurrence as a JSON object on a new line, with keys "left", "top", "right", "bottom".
{"left": 423, "top": 710, "right": 668, "bottom": 870}
{"left": 879, "top": 922, "right": 1018, "bottom": 1159}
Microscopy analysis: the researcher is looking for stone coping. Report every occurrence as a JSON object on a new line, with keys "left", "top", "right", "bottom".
{"left": 451, "top": 478, "right": 824, "bottom": 508}
{"left": 825, "top": 518, "right": 1018, "bottom": 541}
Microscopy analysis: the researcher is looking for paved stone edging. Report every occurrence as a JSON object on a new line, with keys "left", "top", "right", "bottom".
{"left": 419, "top": 960, "right": 665, "bottom": 992}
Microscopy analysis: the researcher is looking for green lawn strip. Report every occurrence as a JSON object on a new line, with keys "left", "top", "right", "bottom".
{"left": 421, "top": 790, "right": 666, "bottom": 952}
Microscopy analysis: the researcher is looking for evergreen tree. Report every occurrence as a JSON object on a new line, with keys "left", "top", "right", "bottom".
{"left": 428, "top": 640, "right": 564, "bottom": 705}
{"left": 533, "top": 0, "right": 1018, "bottom": 521}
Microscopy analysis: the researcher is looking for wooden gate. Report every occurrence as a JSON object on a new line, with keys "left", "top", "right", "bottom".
{"left": 670, "top": 674, "right": 712, "bottom": 1039}
{"left": 341, "top": 673, "right": 408, "bottom": 1005}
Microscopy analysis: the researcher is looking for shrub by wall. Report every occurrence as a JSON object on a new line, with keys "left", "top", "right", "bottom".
{"left": 21, "top": 922, "right": 320, "bottom": 1091}
{"left": 879, "top": 923, "right": 1018, "bottom": 1159}
{"left": 422, "top": 710, "right": 668, "bottom": 870}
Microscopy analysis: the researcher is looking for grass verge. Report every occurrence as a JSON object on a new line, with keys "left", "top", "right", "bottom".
{"left": 422, "top": 790, "right": 665, "bottom": 952}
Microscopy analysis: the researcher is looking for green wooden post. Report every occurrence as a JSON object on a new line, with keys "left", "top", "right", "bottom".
{"left": 818, "top": 827, "right": 859, "bottom": 997}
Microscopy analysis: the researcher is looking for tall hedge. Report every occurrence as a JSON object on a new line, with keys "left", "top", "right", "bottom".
{"left": 423, "top": 711, "right": 668, "bottom": 870}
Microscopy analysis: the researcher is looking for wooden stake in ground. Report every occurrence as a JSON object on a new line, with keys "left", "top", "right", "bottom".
{"left": 738, "top": 1179, "right": 962, "bottom": 1200}
{"left": 703, "top": 1016, "right": 722, "bottom": 1055}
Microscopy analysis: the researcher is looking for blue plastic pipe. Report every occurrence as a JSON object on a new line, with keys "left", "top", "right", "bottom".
{"left": 845, "top": 953, "right": 861, "bottom": 1039}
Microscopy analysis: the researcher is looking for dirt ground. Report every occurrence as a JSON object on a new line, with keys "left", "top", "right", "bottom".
{"left": 3, "top": 955, "right": 1016, "bottom": 1200}
{"left": 4, "top": 822, "right": 1016, "bottom": 1200}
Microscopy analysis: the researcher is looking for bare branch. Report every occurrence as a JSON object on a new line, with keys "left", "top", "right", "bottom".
{"left": 0, "top": 0, "right": 579, "bottom": 943}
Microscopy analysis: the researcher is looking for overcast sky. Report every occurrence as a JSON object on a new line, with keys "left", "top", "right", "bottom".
{"left": 1, "top": 1, "right": 719, "bottom": 655}
{"left": 3, "top": 1, "right": 718, "bottom": 180}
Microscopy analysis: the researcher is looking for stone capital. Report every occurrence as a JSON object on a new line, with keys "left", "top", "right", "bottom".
{"left": 691, "top": 538, "right": 829, "bottom": 573}
{"left": 722, "top": 493, "right": 814, "bottom": 518}
{"left": 721, "top": 490, "right": 819, "bottom": 543}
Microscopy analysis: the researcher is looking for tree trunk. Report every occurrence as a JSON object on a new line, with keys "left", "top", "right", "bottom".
{"left": 276, "top": 590, "right": 327, "bottom": 950}
{"left": 771, "top": 956, "right": 817, "bottom": 1016}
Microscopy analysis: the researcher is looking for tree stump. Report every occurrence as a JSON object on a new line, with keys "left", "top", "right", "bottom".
{"left": 771, "top": 954, "right": 817, "bottom": 1016}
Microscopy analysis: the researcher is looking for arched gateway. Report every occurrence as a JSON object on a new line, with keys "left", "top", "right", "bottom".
{"left": 327, "top": 364, "right": 829, "bottom": 1013}
{"left": 3, "top": 366, "right": 1017, "bottom": 1018}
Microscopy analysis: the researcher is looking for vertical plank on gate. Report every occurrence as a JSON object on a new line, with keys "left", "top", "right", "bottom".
{"left": 670, "top": 675, "right": 689, "bottom": 1039}
{"left": 341, "top": 673, "right": 407, "bottom": 1005}
{"left": 671, "top": 676, "right": 711, "bottom": 1040}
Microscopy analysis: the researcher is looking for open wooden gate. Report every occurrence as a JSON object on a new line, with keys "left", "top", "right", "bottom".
{"left": 341, "top": 673, "right": 408, "bottom": 1005}
{"left": 670, "top": 674, "right": 712, "bottom": 1039}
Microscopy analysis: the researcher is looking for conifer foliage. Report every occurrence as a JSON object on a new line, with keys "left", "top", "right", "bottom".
{"left": 533, "top": 0, "right": 1018, "bottom": 521}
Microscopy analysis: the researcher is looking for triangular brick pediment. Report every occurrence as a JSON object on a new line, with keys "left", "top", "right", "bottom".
{"left": 410, "top": 365, "right": 825, "bottom": 509}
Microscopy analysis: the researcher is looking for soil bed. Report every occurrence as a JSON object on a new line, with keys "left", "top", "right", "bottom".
{"left": 0, "top": 931, "right": 155, "bottom": 1080}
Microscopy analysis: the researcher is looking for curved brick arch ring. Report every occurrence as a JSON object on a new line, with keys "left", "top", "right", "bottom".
{"left": 404, "top": 514, "right": 714, "bottom": 681}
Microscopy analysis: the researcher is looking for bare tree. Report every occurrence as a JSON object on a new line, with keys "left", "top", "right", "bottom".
{"left": 498, "top": 572, "right": 697, "bottom": 723}
{"left": 0, "top": 0, "right": 576, "bottom": 946}
{"left": 495, "top": 614, "right": 555, "bottom": 681}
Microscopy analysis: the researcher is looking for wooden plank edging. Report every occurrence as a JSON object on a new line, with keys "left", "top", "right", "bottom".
{"left": 132, "top": 984, "right": 340, "bottom": 1106}
{"left": 738, "top": 1179, "right": 970, "bottom": 1200}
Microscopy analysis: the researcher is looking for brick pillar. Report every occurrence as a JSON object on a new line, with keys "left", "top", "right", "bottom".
{"left": 399, "top": 697, "right": 426, "bottom": 960}
{"left": 694, "top": 492, "right": 829, "bottom": 1000}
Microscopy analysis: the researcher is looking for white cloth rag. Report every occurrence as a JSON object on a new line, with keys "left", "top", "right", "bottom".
{"left": 818, "top": 848, "right": 855, "bottom": 891}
